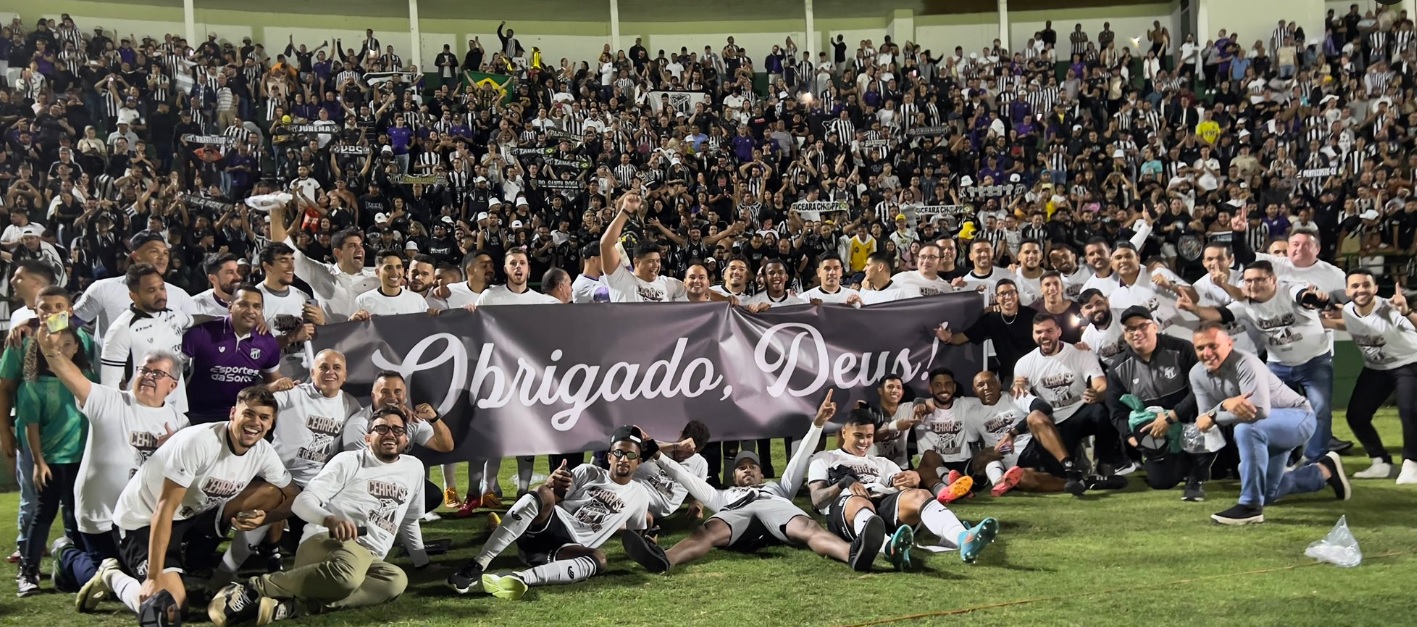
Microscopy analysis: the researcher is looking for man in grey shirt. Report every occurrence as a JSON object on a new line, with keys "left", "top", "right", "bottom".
{"left": 1188, "top": 323, "right": 1350, "bottom": 526}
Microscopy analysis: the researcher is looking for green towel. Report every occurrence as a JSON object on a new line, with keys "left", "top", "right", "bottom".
{"left": 1121, "top": 393, "right": 1183, "bottom": 454}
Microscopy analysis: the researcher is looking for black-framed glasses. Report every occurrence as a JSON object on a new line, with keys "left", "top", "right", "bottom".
{"left": 609, "top": 449, "right": 640, "bottom": 460}
{"left": 371, "top": 425, "right": 407, "bottom": 437}
{"left": 137, "top": 366, "right": 175, "bottom": 381}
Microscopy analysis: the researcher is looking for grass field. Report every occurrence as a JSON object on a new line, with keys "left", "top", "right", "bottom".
{"left": 1, "top": 411, "right": 1414, "bottom": 627}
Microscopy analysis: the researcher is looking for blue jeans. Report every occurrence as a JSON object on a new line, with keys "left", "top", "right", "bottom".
{"left": 57, "top": 531, "right": 118, "bottom": 592}
{"left": 1234, "top": 408, "right": 1326, "bottom": 507}
{"left": 15, "top": 438, "right": 35, "bottom": 549}
{"left": 1268, "top": 353, "right": 1333, "bottom": 463}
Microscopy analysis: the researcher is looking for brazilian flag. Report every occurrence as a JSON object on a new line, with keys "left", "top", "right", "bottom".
{"left": 465, "top": 71, "right": 515, "bottom": 103}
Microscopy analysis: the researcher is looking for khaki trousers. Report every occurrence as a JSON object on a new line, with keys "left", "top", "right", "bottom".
{"left": 252, "top": 535, "right": 407, "bottom": 613}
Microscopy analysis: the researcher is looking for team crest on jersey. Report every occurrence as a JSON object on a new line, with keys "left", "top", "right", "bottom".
{"left": 219, "top": 346, "right": 226, "bottom": 353}
{"left": 249, "top": 347, "right": 262, "bottom": 360}
{"left": 1160, "top": 366, "right": 1178, "bottom": 379}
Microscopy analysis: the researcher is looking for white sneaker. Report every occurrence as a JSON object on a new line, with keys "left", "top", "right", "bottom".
{"left": 1397, "top": 460, "right": 1417, "bottom": 485}
{"left": 1353, "top": 458, "right": 1393, "bottom": 479}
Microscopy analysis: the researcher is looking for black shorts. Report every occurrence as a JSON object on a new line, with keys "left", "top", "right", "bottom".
{"left": 115, "top": 507, "right": 222, "bottom": 578}
{"left": 825, "top": 491, "right": 903, "bottom": 541}
{"left": 515, "top": 512, "right": 579, "bottom": 567}
{"left": 1016, "top": 413, "right": 1101, "bottom": 477}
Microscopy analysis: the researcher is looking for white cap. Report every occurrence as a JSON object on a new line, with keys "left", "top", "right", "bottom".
{"left": 374, "top": 213, "right": 389, "bottom": 225}
{"left": 18, "top": 224, "right": 42, "bottom": 237}
{"left": 474, "top": 176, "right": 488, "bottom": 184}
{"left": 1113, "top": 149, "right": 1125, "bottom": 159}
{"left": 489, "top": 197, "right": 504, "bottom": 206}
{"left": 1009, "top": 173, "right": 1021, "bottom": 183}
{"left": 511, "top": 219, "right": 524, "bottom": 229}
{"left": 960, "top": 175, "right": 974, "bottom": 186}
{"left": 516, "top": 196, "right": 529, "bottom": 207}
{"left": 1359, "top": 209, "right": 1380, "bottom": 220}
{"left": 440, "top": 216, "right": 455, "bottom": 225}
{"left": 476, "top": 211, "right": 490, "bottom": 221}
{"left": 404, "top": 240, "right": 419, "bottom": 250}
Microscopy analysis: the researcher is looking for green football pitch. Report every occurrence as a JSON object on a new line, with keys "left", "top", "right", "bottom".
{"left": 2, "top": 411, "right": 1414, "bottom": 626}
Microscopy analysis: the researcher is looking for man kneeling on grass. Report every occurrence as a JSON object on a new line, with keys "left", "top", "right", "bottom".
{"left": 622, "top": 392, "right": 900, "bottom": 573}
{"left": 446, "top": 427, "right": 657, "bottom": 599}
{"left": 207, "top": 406, "right": 427, "bottom": 625}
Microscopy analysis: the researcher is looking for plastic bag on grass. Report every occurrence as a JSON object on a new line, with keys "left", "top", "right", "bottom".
{"left": 1304, "top": 516, "right": 1362, "bottom": 568}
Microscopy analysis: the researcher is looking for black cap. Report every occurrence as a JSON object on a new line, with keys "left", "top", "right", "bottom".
{"left": 732, "top": 450, "right": 761, "bottom": 468}
{"left": 1118, "top": 305, "right": 1154, "bottom": 326}
{"left": 609, "top": 425, "right": 645, "bottom": 448}
{"left": 129, "top": 231, "right": 167, "bottom": 251}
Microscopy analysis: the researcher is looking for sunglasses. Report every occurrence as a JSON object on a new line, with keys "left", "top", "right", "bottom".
{"left": 609, "top": 449, "right": 640, "bottom": 460}
{"left": 370, "top": 425, "right": 407, "bottom": 436}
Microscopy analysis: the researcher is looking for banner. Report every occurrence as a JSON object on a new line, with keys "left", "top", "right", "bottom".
{"left": 183, "top": 195, "right": 233, "bottom": 213}
{"left": 390, "top": 173, "right": 448, "bottom": 185}
{"left": 314, "top": 295, "right": 984, "bottom": 463}
{"left": 648, "top": 90, "right": 710, "bottom": 116}
{"left": 1300, "top": 166, "right": 1338, "bottom": 179}
{"left": 791, "top": 200, "right": 850, "bottom": 222}
{"left": 906, "top": 204, "right": 972, "bottom": 229}
{"left": 331, "top": 144, "right": 372, "bottom": 156}
{"left": 907, "top": 126, "right": 949, "bottom": 137}
{"left": 960, "top": 183, "right": 1025, "bottom": 201}
{"left": 180, "top": 134, "right": 232, "bottom": 147}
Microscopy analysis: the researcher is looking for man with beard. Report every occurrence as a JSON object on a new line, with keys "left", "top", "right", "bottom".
{"left": 1036, "top": 271, "right": 1085, "bottom": 343}
{"left": 74, "top": 232, "right": 198, "bottom": 339}
{"left": 1100, "top": 243, "right": 1197, "bottom": 331}
{"left": 632, "top": 421, "right": 710, "bottom": 522}
{"left": 859, "top": 252, "right": 923, "bottom": 304}
{"left": 601, "top": 194, "right": 688, "bottom": 303}
{"left": 428, "top": 250, "right": 494, "bottom": 310}
{"left": 1050, "top": 244, "right": 1091, "bottom": 300}
{"left": 192, "top": 254, "right": 243, "bottom": 317}
{"left": 910, "top": 369, "right": 990, "bottom": 504}
{"left": 864, "top": 374, "right": 918, "bottom": 468}
{"left": 1079, "top": 238, "right": 1124, "bottom": 297}
{"left": 1011, "top": 240, "right": 1047, "bottom": 306}
{"left": 82, "top": 386, "right": 298, "bottom": 622}
{"left": 1192, "top": 243, "right": 1262, "bottom": 356}
{"left": 710, "top": 256, "right": 751, "bottom": 300}
{"left": 446, "top": 428, "right": 656, "bottom": 599}
{"left": 1014, "top": 313, "right": 1131, "bottom": 494}
{"left": 1105, "top": 307, "right": 1215, "bottom": 501}
{"left": 1178, "top": 261, "right": 1339, "bottom": 465}
{"left": 404, "top": 254, "right": 439, "bottom": 300}
{"left": 1078, "top": 289, "right": 1128, "bottom": 362}
{"left": 807, "top": 407, "right": 1000, "bottom": 562}
{"left": 742, "top": 258, "right": 807, "bottom": 312}
{"left": 476, "top": 249, "right": 559, "bottom": 306}
{"left": 625, "top": 393, "right": 901, "bottom": 573}
{"left": 182, "top": 285, "right": 283, "bottom": 424}
{"left": 890, "top": 243, "right": 955, "bottom": 296}
{"left": 1327, "top": 272, "right": 1417, "bottom": 482}
{"left": 342, "top": 372, "right": 454, "bottom": 458}
{"left": 207, "top": 407, "right": 426, "bottom": 625}
{"left": 426, "top": 217, "right": 461, "bottom": 265}
{"left": 935, "top": 280, "right": 1037, "bottom": 381}
{"left": 101, "top": 264, "right": 198, "bottom": 417}
{"left": 801, "top": 255, "right": 864, "bottom": 304}
{"left": 349, "top": 251, "right": 435, "bottom": 319}
{"left": 970, "top": 372, "right": 1068, "bottom": 495}
{"left": 956, "top": 240, "right": 1009, "bottom": 301}
{"left": 271, "top": 203, "right": 379, "bottom": 322}
{"left": 1189, "top": 324, "right": 1349, "bottom": 525}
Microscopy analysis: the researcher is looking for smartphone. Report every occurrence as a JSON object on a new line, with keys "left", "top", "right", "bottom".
{"left": 44, "top": 312, "right": 70, "bottom": 333}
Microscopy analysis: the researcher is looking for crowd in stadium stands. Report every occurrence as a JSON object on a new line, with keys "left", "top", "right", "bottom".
{"left": 1, "top": 4, "right": 1416, "bottom": 623}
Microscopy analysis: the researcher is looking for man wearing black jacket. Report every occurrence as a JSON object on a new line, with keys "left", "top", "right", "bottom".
{"left": 1105, "top": 306, "right": 1215, "bottom": 502}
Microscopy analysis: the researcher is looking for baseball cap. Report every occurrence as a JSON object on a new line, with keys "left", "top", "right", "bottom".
{"left": 476, "top": 211, "right": 490, "bottom": 221}
{"left": 510, "top": 220, "right": 523, "bottom": 229}
{"left": 18, "top": 224, "right": 43, "bottom": 238}
{"left": 732, "top": 450, "right": 761, "bottom": 468}
{"left": 129, "top": 231, "right": 166, "bottom": 251}
{"left": 609, "top": 425, "right": 646, "bottom": 450}
{"left": 404, "top": 241, "right": 419, "bottom": 250}
{"left": 1118, "top": 305, "right": 1154, "bottom": 326}
{"left": 1359, "top": 210, "right": 1380, "bottom": 220}
{"left": 440, "top": 216, "right": 455, "bottom": 226}
{"left": 375, "top": 212, "right": 389, "bottom": 225}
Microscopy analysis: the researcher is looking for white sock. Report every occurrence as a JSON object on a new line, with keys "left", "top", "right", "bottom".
{"left": 852, "top": 508, "right": 876, "bottom": 535}
{"left": 986, "top": 461, "right": 1006, "bottom": 484}
{"left": 516, "top": 456, "right": 535, "bottom": 493}
{"left": 441, "top": 463, "right": 460, "bottom": 492}
{"left": 515, "top": 556, "right": 599, "bottom": 586}
{"left": 219, "top": 525, "right": 270, "bottom": 573}
{"left": 474, "top": 494, "right": 539, "bottom": 568}
{"left": 483, "top": 459, "right": 503, "bottom": 495}
{"left": 107, "top": 569, "right": 143, "bottom": 613}
{"left": 920, "top": 501, "right": 967, "bottom": 547}
{"left": 465, "top": 460, "right": 484, "bottom": 496}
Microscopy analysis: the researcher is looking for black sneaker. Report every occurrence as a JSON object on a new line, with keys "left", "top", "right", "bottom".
{"left": 1182, "top": 481, "right": 1206, "bottom": 502}
{"left": 207, "top": 581, "right": 261, "bottom": 626}
{"left": 1328, "top": 437, "right": 1354, "bottom": 454}
{"left": 260, "top": 544, "right": 283, "bottom": 573}
{"left": 1085, "top": 475, "right": 1128, "bottom": 490}
{"left": 1319, "top": 452, "right": 1352, "bottom": 501}
{"left": 621, "top": 531, "right": 671, "bottom": 574}
{"left": 1063, "top": 469, "right": 1088, "bottom": 496}
{"left": 15, "top": 568, "right": 39, "bottom": 597}
{"left": 848, "top": 515, "right": 886, "bottom": 572}
{"left": 257, "top": 596, "right": 298, "bottom": 624}
{"left": 1211, "top": 504, "right": 1265, "bottom": 526}
{"left": 447, "top": 561, "right": 484, "bottom": 595}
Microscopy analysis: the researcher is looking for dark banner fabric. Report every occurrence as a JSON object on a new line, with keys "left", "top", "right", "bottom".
{"left": 314, "top": 294, "right": 984, "bottom": 464}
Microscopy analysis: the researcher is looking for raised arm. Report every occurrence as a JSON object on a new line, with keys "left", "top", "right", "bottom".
{"left": 37, "top": 327, "right": 96, "bottom": 406}
{"left": 599, "top": 193, "right": 639, "bottom": 270}
{"left": 777, "top": 391, "right": 835, "bottom": 496}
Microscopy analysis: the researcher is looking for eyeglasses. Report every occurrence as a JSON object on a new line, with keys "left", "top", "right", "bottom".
{"left": 370, "top": 425, "right": 407, "bottom": 436}
{"left": 609, "top": 449, "right": 640, "bottom": 460}
{"left": 1123, "top": 322, "right": 1153, "bottom": 335}
{"left": 137, "top": 366, "right": 175, "bottom": 381}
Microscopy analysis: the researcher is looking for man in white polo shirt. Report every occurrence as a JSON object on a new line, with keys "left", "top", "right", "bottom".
{"left": 349, "top": 250, "right": 434, "bottom": 319}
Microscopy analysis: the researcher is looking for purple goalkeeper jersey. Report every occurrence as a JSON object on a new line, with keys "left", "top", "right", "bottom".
{"left": 182, "top": 318, "right": 281, "bottom": 423}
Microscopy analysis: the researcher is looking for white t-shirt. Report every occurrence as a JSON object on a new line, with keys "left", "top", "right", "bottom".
{"left": 1081, "top": 317, "right": 1128, "bottom": 362}
{"left": 806, "top": 449, "right": 904, "bottom": 513}
{"left": 914, "top": 398, "right": 983, "bottom": 463}
{"left": 605, "top": 265, "right": 687, "bottom": 303}
{"left": 799, "top": 285, "right": 861, "bottom": 304}
{"left": 434, "top": 282, "right": 482, "bottom": 309}
{"left": 1062, "top": 268, "right": 1093, "bottom": 300}
{"left": 859, "top": 282, "right": 923, "bottom": 305}
{"left": 100, "top": 308, "right": 194, "bottom": 414}
{"left": 1014, "top": 343, "right": 1104, "bottom": 422}
{"left": 1080, "top": 271, "right": 1123, "bottom": 298}
{"left": 1226, "top": 283, "right": 1329, "bottom": 366}
{"left": 75, "top": 385, "right": 189, "bottom": 533}
{"left": 191, "top": 289, "right": 231, "bottom": 318}
{"left": 1258, "top": 253, "right": 1346, "bottom": 296}
{"left": 475, "top": 284, "right": 560, "bottom": 306}
{"left": 1193, "top": 271, "right": 1261, "bottom": 354}
{"left": 889, "top": 271, "right": 953, "bottom": 297}
{"left": 272, "top": 383, "right": 364, "bottom": 486}
{"left": 553, "top": 464, "right": 651, "bottom": 549}
{"left": 354, "top": 288, "right": 429, "bottom": 316}
{"left": 341, "top": 406, "right": 436, "bottom": 452}
{"left": 292, "top": 449, "right": 426, "bottom": 561}
{"left": 1341, "top": 298, "right": 1417, "bottom": 370}
{"left": 74, "top": 276, "right": 197, "bottom": 340}
{"left": 960, "top": 267, "right": 1009, "bottom": 301}
{"left": 258, "top": 283, "right": 313, "bottom": 324}
{"left": 286, "top": 236, "right": 380, "bottom": 321}
{"left": 741, "top": 291, "right": 808, "bottom": 307}
{"left": 635, "top": 453, "right": 708, "bottom": 516}
{"left": 112, "top": 422, "right": 291, "bottom": 531}
{"left": 966, "top": 393, "right": 1038, "bottom": 450}
{"left": 1108, "top": 268, "right": 1193, "bottom": 330}
{"left": 1013, "top": 270, "right": 1045, "bottom": 306}
{"left": 571, "top": 275, "right": 609, "bottom": 304}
